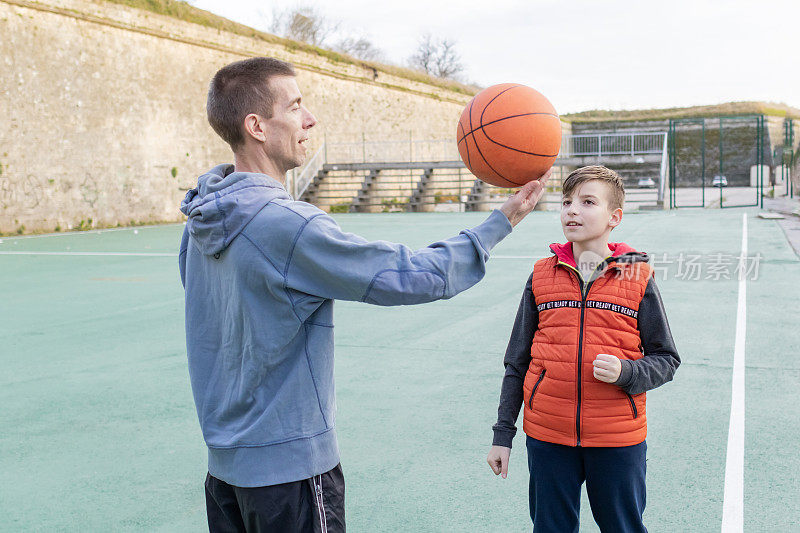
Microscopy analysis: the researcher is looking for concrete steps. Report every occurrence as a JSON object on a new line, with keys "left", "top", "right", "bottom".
{"left": 299, "top": 159, "right": 663, "bottom": 213}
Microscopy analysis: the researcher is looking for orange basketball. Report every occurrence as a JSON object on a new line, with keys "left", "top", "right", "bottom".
{"left": 457, "top": 83, "right": 561, "bottom": 188}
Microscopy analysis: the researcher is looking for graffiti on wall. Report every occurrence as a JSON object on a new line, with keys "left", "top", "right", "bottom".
{"left": 0, "top": 173, "right": 46, "bottom": 211}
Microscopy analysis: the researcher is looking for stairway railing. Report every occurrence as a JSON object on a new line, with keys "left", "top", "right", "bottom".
{"left": 292, "top": 143, "right": 326, "bottom": 199}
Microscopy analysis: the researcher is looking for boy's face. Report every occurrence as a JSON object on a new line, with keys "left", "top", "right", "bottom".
{"left": 560, "top": 180, "right": 623, "bottom": 244}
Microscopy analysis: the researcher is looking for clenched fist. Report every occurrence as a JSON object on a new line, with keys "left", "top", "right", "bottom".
{"left": 487, "top": 445, "right": 511, "bottom": 479}
{"left": 593, "top": 353, "right": 621, "bottom": 383}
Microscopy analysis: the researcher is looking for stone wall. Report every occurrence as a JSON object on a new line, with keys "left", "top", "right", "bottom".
{"left": 0, "top": 0, "right": 475, "bottom": 234}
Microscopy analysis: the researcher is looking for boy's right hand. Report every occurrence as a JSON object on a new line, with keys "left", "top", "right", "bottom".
{"left": 487, "top": 445, "right": 511, "bottom": 479}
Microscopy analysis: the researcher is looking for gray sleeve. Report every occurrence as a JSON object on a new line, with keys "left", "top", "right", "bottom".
{"left": 285, "top": 209, "right": 513, "bottom": 304}
{"left": 492, "top": 273, "right": 537, "bottom": 448}
{"left": 614, "top": 277, "right": 681, "bottom": 395}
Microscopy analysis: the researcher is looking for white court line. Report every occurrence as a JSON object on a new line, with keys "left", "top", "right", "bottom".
{"left": 0, "top": 251, "right": 175, "bottom": 257}
{"left": 0, "top": 252, "right": 541, "bottom": 259}
{"left": 721, "top": 213, "right": 747, "bottom": 533}
{"left": 0, "top": 223, "right": 185, "bottom": 240}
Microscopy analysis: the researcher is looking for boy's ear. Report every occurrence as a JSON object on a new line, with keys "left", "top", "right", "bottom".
{"left": 608, "top": 207, "right": 623, "bottom": 230}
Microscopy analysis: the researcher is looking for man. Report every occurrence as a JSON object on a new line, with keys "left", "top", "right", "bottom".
{"left": 179, "top": 57, "right": 547, "bottom": 532}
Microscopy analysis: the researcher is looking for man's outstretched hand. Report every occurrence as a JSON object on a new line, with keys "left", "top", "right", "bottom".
{"left": 499, "top": 168, "right": 552, "bottom": 227}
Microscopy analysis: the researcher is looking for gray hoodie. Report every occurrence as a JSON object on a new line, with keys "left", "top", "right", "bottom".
{"left": 179, "top": 163, "right": 513, "bottom": 487}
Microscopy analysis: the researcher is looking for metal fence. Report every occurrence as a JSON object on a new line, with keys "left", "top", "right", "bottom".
{"left": 561, "top": 132, "right": 667, "bottom": 158}
{"left": 668, "top": 116, "right": 766, "bottom": 209}
{"left": 324, "top": 139, "right": 457, "bottom": 164}
{"left": 322, "top": 132, "right": 669, "bottom": 163}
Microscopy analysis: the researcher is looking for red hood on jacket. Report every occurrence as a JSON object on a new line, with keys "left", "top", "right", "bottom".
{"left": 548, "top": 242, "right": 644, "bottom": 269}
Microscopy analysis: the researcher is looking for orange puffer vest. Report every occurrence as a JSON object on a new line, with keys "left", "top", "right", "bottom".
{"left": 522, "top": 242, "right": 651, "bottom": 447}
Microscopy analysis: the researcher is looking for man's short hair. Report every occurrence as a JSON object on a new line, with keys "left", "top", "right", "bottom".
{"left": 562, "top": 165, "right": 625, "bottom": 211}
{"left": 207, "top": 57, "right": 296, "bottom": 149}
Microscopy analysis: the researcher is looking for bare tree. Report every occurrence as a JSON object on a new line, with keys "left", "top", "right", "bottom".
{"left": 408, "top": 33, "right": 464, "bottom": 79}
{"left": 267, "top": 6, "right": 284, "bottom": 34}
{"left": 269, "top": 5, "right": 339, "bottom": 47}
{"left": 433, "top": 39, "right": 462, "bottom": 79}
{"left": 409, "top": 34, "right": 436, "bottom": 75}
{"left": 335, "top": 36, "right": 385, "bottom": 62}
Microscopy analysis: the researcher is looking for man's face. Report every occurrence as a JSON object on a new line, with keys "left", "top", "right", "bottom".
{"left": 260, "top": 76, "right": 317, "bottom": 173}
{"left": 560, "top": 180, "right": 620, "bottom": 244}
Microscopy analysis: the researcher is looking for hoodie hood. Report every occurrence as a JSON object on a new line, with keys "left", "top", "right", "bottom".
{"left": 180, "top": 164, "right": 291, "bottom": 255}
{"left": 549, "top": 241, "right": 648, "bottom": 268}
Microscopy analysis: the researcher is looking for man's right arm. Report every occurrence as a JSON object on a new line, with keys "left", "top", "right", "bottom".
{"left": 492, "top": 273, "right": 537, "bottom": 448}
{"left": 284, "top": 209, "right": 512, "bottom": 304}
{"left": 284, "top": 176, "right": 546, "bottom": 304}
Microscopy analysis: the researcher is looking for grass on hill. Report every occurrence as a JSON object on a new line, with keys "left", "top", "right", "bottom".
{"left": 563, "top": 101, "right": 800, "bottom": 123}
{"left": 102, "top": 0, "right": 479, "bottom": 97}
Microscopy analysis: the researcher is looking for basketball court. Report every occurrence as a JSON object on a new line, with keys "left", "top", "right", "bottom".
{"left": 1, "top": 207, "right": 797, "bottom": 531}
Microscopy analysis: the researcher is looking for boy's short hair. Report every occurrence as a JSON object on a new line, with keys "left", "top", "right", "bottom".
{"left": 562, "top": 165, "right": 625, "bottom": 211}
{"left": 207, "top": 57, "right": 296, "bottom": 150}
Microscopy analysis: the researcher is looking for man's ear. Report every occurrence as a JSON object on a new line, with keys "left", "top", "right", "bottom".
{"left": 608, "top": 207, "right": 623, "bottom": 230}
{"left": 242, "top": 113, "right": 267, "bottom": 143}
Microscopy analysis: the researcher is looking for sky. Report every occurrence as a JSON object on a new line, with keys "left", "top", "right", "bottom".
{"left": 188, "top": 0, "right": 800, "bottom": 115}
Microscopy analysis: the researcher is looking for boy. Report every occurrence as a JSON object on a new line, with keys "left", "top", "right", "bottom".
{"left": 486, "top": 165, "right": 680, "bottom": 532}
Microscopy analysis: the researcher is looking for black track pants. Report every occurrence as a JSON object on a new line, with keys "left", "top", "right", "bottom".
{"left": 204, "top": 463, "right": 345, "bottom": 533}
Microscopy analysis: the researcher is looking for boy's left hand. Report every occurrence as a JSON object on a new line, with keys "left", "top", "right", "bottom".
{"left": 593, "top": 353, "right": 621, "bottom": 383}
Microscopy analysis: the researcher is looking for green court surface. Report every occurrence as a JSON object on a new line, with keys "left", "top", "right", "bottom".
{"left": 1, "top": 209, "right": 798, "bottom": 531}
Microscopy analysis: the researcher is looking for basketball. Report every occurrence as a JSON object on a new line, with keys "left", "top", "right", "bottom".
{"left": 457, "top": 83, "right": 561, "bottom": 188}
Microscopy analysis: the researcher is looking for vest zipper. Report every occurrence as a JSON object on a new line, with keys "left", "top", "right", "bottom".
{"left": 528, "top": 369, "right": 546, "bottom": 410}
{"left": 626, "top": 392, "right": 639, "bottom": 419}
{"left": 558, "top": 261, "right": 602, "bottom": 447}
{"left": 575, "top": 280, "right": 594, "bottom": 446}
